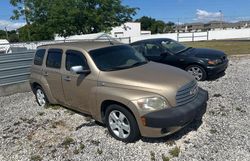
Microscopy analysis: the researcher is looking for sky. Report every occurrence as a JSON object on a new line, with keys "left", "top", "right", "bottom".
{"left": 1, "top": 0, "right": 250, "bottom": 30}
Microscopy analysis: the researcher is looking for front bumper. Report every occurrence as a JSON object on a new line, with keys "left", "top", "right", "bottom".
{"left": 206, "top": 59, "right": 228, "bottom": 76}
{"left": 140, "top": 88, "right": 208, "bottom": 136}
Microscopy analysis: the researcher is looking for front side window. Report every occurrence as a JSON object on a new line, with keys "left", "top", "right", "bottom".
{"left": 65, "top": 50, "right": 89, "bottom": 71}
{"left": 46, "top": 49, "right": 63, "bottom": 69}
{"left": 160, "top": 40, "right": 187, "bottom": 54}
{"left": 131, "top": 44, "right": 146, "bottom": 55}
{"left": 34, "top": 49, "right": 46, "bottom": 65}
{"left": 145, "top": 43, "right": 164, "bottom": 56}
{"left": 89, "top": 45, "right": 147, "bottom": 71}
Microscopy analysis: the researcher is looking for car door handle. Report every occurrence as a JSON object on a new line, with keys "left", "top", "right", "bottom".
{"left": 63, "top": 76, "right": 71, "bottom": 81}
{"left": 43, "top": 72, "right": 48, "bottom": 76}
{"left": 179, "top": 59, "right": 185, "bottom": 61}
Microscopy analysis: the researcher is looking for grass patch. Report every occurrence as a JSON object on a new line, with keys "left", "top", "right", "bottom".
{"left": 150, "top": 151, "right": 156, "bottom": 161}
{"left": 169, "top": 146, "right": 180, "bottom": 157}
{"left": 62, "top": 137, "right": 75, "bottom": 149}
{"left": 162, "top": 154, "right": 170, "bottom": 161}
{"left": 45, "top": 105, "right": 61, "bottom": 110}
{"left": 183, "top": 40, "right": 250, "bottom": 55}
{"left": 37, "top": 112, "right": 45, "bottom": 116}
{"left": 210, "top": 129, "right": 217, "bottom": 134}
{"left": 236, "top": 107, "right": 246, "bottom": 113}
{"left": 27, "top": 132, "right": 35, "bottom": 141}
{"left": 64, "top": 109, "right": 75, "bottom": 115}
{"left": 73, "top": 148, "right": 80, "bottom": 154}
{"left": 213, "top": 93, "right": 222, "bottom": 98}
{"left": 51, "top": 120, "right": 66, "bottom": 128}
{"left": 166, "top": 140, "right": 176, "bottom": 146}
{"left": 97, "top": 148, "right": 103, "bottom": 155}
{"left": 80, "top": 143, "right": 85, "bottom": 150}
{"left": 90, "top": 140, "right": 100, "bottom": 146}
{"left": 84, "top": 116, "right": 92, "bottom": 122}
{"left": 13, "top": 121, "right": 21, "bottom": 126}
{"left": 30, "top": 155, "right": 42, "bottom": 161}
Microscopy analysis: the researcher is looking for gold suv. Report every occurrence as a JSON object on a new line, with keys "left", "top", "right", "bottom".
{"left": 30, "top": 41, "right": 208, "bottom": 142}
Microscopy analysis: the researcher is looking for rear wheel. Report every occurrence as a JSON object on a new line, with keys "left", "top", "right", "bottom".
{"left": 186, "top": 65, "right": 207, "bottom": 81}
{"left": 35, "top": 86, "right": 48, "bottom": 107}
{"left": 105, "top": 104, "right": 140, "bottom": 142}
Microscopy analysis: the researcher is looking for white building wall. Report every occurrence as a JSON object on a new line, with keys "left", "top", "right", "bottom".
{"left": 111, "top": 22, "right": 141, "bottom": 38}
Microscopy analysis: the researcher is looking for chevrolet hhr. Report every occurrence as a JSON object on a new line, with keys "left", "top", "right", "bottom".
{"left": 30, "top": 41, "right": 208, "bottom": 142}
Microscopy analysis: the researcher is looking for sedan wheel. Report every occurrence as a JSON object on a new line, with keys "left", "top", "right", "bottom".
{"left": 186, "top": 65, "right": 207, "bottom": 81}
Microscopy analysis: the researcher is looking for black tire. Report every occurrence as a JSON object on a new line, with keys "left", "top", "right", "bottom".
{"left": 185, "top": 65, "right": 207, "bottom": 81}
{"left": 105, "top": 104, "right": 140, "bottom": 142}
{"left": 34, "top": 86, "right": 49, "bottom": 107}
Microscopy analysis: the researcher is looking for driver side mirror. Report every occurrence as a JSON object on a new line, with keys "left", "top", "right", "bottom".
{"left": 70, "top": 66, "right": 91, "bottom": 75}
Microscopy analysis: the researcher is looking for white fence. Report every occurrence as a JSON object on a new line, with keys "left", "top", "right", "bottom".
{"left": 130, "top": 28, "right": 250, "bottom": 43}
{"left": 1, "top": 29, "right": 250, "bottom": 53}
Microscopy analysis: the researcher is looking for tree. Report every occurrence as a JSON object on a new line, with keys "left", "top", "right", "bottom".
{"left": 136, "top": 16, "right": 175, "bottom": 34}
{"left": 10, "top": 0, "right": 33, "bottom": 41}
{"left": 10, "top": 0, "right": 138, "bottom": 40}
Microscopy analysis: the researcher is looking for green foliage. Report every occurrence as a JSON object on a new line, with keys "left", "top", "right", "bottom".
{"left": 30, "top": 155, "right": 42, "bottom": 161}
{"left": 136, "top": 16, "right": 175, "bottom": 34}
{"left": 97, "top": 148, "right": 103, "bottom": 155}
{"left": 10, "top": 0, "right": 138, "bottom": 41}
{"left": 169, "top": 146, "right": 180, "bottom": 157}
{"left": 162, "top": 154, "right": 170, "bottom": 161}
{"left": 62, "top": 137, "right": 75, "bottom": 149}
{"left": 0, "top": 30, "right": 19, "bottom": 43}
{"left": 150, "top": 151, "right": 156, "bottom": 161}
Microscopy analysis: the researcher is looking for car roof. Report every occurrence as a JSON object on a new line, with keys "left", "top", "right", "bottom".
{"left": 131, "top": 38, "right": 172, "bottom": 44}
{"left": 38, "top": 40, "right": 123, "bottom": 51}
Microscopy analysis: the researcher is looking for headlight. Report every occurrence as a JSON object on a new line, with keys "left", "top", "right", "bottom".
{"left": 136, "top": 96, "right": 168, "bottom": 111}
{"left": 208, "top": 59, "right": 222, "bottom": 65}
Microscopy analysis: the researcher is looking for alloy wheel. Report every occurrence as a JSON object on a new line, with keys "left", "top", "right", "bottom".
{"left": 187, "top": 66, "right": 203, "bottom": 81}
{"left": 108, "top": 110, "right": 131, "bottom": 139}
{"left": 36, "top": 89, "right": 46, "bottom": 106}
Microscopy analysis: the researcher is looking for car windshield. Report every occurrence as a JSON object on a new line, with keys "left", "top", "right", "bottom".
{"left": 160, "top": 39, "right": 188, "bottom": 54}
{"left": 89, "top": 45, "right": 148, "bottom": 71}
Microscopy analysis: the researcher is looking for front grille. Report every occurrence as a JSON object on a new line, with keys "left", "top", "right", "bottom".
{"left": 176, "top": 80, "right": 198, "bottom": 106}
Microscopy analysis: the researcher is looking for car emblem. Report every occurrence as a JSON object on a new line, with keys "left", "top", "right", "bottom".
{"left": 190, "top": 86, "right": 198, "bottom": 96}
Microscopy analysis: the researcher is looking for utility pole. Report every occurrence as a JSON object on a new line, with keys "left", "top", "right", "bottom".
{"left": 219, "top": 10, "right": 223, "bottom": 30}
{"left": 4, "top": 27, "right": 9, "bottom": 40}
{"left": 177, "top": 18, "right": 180, "bottom": 42}
{"left": 24, "top": 0, "right": 31, "bottom": 41}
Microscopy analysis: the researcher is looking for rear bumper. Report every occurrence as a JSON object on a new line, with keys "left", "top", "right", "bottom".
{"left": 206, "top": 59, "right": 228, "bottom": 76}
{"left": 139, "top": 88, "right": 208, "bottom": 137}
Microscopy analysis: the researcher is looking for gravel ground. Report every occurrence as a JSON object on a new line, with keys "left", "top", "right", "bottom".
{"left": 0, "top": 56, "right": 250, "bottom": 161}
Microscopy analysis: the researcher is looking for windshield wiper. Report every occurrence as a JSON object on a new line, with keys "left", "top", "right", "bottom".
{"left": 176, "top": 47, "right": 193, "bottom": 54}
{"left": 131, "top": 61, "right": 148, "bottom": 67}
{"left": 102, "top": 61, "right": 148, "bottom": 71}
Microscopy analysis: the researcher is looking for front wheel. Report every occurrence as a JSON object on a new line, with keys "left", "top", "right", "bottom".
{"left": 35, "top": 86, "right": 49, "bottom": 107}
{"left": 105, "top": 104, "right": 140, "bottom": 142}
{"left": 186, "top": 65, "right": 207, "bottom": 81}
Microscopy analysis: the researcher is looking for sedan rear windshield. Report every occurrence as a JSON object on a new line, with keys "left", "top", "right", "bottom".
{"left": 89, "top": 45, "right": 147, "bottom": 71}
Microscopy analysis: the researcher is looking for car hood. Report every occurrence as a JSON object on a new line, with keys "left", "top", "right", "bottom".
{"left": 185, "top": 48, "right": 226, "bottom": 59}
{"left": 98, "top": 61, "right": 194, "bottom": 106}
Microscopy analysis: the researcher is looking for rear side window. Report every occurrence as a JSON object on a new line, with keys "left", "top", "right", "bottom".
{"left": 145, "top": 43, "right": 163, "bottom": 56}
{"left": 65, "top": 50, "right": 89, "bottom": 71}
{"left": 46, "top": 49, "right": 63, "bottom": 69}
{"left": 34, "top": 49, "right": 46, "bottom": 65}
